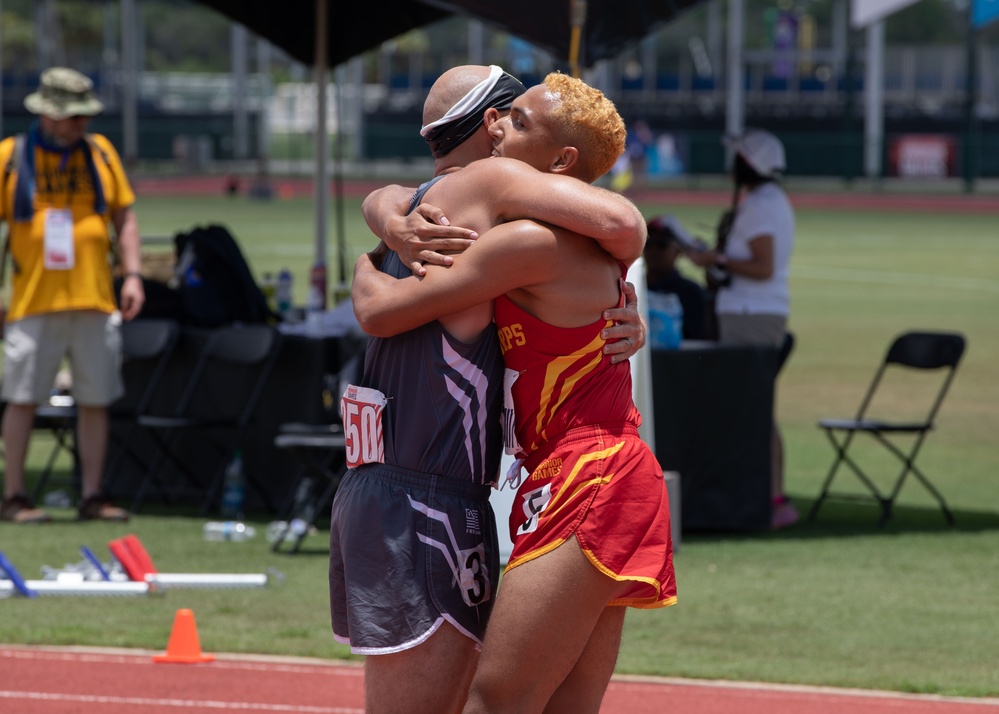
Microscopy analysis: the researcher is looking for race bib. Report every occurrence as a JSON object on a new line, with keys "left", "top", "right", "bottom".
{"left": 501, "top": 368, "right": 523, "bottom": 456}
{"left": 340, "top": 384, "right": 388, "bottom": 469}
{"left": 515, "top": 482, "right": 553, "bottom": 537}
{"left": 43, "top": 209, "right": 75, "bottom": 270}
{"left": 457, "top": 543, "right": 491, "bottom": 606}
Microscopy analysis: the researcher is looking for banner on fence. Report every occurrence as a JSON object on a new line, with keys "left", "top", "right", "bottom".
{"left": 888, "top": 135, "right": 957, "bottom": 179}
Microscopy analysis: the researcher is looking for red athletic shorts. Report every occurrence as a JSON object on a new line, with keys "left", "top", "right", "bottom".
{"left": 507, "top": 423, "right": 677, "bottom": 608}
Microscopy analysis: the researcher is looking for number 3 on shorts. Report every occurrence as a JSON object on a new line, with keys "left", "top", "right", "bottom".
{"left": 340, "top": 385, "right": 388, "bottom": 469}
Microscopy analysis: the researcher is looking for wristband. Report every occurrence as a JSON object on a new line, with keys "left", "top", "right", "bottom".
{"left": 123, "top": 271, "right": 143, "bottom": 280}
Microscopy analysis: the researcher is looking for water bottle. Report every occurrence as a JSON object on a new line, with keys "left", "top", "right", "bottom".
{"left": 662, "top": 293, "right": 684, "bottom": 349}
{"left": 304, "top": 262, "right": 326, "bottom": 336}
{"left": 203, "top": 521, "right": 257, "bottom": 542}
{"left": 265, "top": 518, "right": 308, "bottom": 544}
{"left": 260, "top": 271, "right": 277, "bottom": 314}
{"left": 307, "top": 260, "right": 327, "bottom": 312}
{"left": 42, "top": 489, "right": 73, "bottom": 508}
{"left": 648, "top": 292, "right": 684, "bottom": 350}
{"left": 220, "top": 449, "right": 246, "bottom": 520}
{"left": 276, "top": 268, "right": 294, "bottom": 319}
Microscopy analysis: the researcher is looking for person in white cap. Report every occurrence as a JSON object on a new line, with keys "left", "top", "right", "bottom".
{"left": 685, "top": 128, "right": 798, "bottom": 530}
{"left": 0, "top": 67, "right": 144, "bottom": 524}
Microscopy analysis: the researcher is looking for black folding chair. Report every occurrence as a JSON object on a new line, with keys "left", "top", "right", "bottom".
{"left": 0, "top": 377, "right": 78, "bottom": 502}
{"left": 808, "top": 331, "right": 966, "bottom": 526}
{"left": 271, "top": 423, "right": 347, "bottom": 553}
{"left": 103, "top": 319, "right": 181, "bottom": 497}
{"left": 270, "top": 353, "right": 360, "bottom": 554}
{"left": 130, "top": 323, "right": 283, "bottom": 515}
{"left": 28, "top": 393, "right": 80, "bottom": 501}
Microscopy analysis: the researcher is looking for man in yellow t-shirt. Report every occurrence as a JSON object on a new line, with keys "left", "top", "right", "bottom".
{"left": 0, "top": 67, "right": 145, "bottom": 524}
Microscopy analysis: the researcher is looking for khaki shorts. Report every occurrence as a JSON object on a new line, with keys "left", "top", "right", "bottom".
{"left": 2, "top": 310, "right": 124, "bottom": 406}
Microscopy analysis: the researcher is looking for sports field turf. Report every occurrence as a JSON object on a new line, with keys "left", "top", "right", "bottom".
{"left": 1, "top": 184, "right": 997, "bottom": 697}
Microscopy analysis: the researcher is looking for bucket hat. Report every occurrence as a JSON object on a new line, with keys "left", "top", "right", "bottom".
{"left": 727, "top": 129, "right": 786, "bottom": 178}
{"left": 24, "top": 67, "right": 104, "bottom": 120}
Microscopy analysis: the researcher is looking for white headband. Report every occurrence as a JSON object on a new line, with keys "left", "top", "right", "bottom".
{"left": 420, "top": 65, "right": 505, "bottom": 137}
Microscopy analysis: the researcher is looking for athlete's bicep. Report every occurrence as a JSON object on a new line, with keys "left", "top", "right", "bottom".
{"left": 488, "top": 162, "right": 645, "bottom": 261}
{"left": 440, "top": 220, "right": 556, "bottom": 296}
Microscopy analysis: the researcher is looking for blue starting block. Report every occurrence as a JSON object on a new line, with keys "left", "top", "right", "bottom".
{"left": 0, "top": 551, "right": 39, "bottom": 597}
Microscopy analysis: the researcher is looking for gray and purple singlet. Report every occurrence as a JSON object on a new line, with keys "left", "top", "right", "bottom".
{"left": 329, "top": 177, "right": 504, "bottom": 654}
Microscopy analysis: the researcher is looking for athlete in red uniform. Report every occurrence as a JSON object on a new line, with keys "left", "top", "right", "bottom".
{"left": 496, "top": 288, "right": 675, "bottom": 608}
{"left": 352, "top": 72, "right": 675, "bottom": 714}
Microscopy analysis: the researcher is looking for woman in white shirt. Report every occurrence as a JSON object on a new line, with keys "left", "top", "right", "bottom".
{"left": 687, "top": 129, "right": 797, "bottom": 530}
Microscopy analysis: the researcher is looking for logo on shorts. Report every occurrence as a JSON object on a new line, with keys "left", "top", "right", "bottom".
{"left": 532, "top": 456, "right": 563, "bottom": 481}
{"left": 465, "top": 508, "right": 481, "bottom": 536}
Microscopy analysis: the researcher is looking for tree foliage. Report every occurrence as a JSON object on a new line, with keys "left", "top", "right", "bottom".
{"left": 1, "top": 0, "right": 234, "bottom": 74}
{"left": 143, "top": 2, "right": 231, "bottom": 71}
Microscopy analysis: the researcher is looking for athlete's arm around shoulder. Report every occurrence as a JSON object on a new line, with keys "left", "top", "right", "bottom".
{"left": 361, "top": 183, "right": 477, "bottom": 275}
{"left": 464, "top": 157, "right": 646, "bottom": 263}
{"left": 361, "top": 183, "right": 413, "bottom": 238}
{"left": 352, "top": 220, "right": 556, "bottom": 337}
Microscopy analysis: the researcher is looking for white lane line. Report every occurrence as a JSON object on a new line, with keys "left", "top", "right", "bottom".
{"left": 611, "top": 676, "right": 999, "bottom": 707}
{"left": 0, "top": 691, "right": 361, "bottom": 713}
{"left": 0, "top": 648, "right": 364, "bottom": 677}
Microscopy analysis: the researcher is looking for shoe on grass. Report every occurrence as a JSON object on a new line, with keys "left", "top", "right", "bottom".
{"left": 78, "top": 495, "right": 129, "bottom": 523}
{"left": 771, "top": 496, "right": 800, "bottom": 530}
{"left": 0, "top": 493, "right": 51, "bottom": 524}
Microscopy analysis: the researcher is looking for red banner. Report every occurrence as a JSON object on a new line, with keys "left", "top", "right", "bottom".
{"left": 888, "top": 135, "right": 957, "bottom": 179}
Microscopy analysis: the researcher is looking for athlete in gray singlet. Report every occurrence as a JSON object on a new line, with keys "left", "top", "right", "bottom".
{"left": 329, "top": 175, "right": 504, "bottom": 653}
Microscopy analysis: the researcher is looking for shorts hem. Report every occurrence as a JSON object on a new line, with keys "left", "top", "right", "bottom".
{"left": 609, "top": 595, "right": 678, "bottom": 609}
{"left": 341, "top": 617, "right": 444, "bottom": 656}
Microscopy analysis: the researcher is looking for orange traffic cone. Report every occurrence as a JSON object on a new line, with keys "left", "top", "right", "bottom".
{"left": 153, "top": 608, "right": 215, "bottom": 664}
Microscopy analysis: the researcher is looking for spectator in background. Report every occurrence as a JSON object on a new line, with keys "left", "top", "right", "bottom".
{"left": 645, "top": 216, "right": 709, "bottom": 341}
{"left": 0, "top": 67, "right": 144, "bottom": 524}
{"left": 627, "top": 119, "right": 655, "bottom": 189}
{"left": 684, "top": 128, "right": 797, "bottom": 529}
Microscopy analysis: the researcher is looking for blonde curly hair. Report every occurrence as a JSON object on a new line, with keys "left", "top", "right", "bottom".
{"left": 541, "top": 72, "right": 626, "bottom": 182}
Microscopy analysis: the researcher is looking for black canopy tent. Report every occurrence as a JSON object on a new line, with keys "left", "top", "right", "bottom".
{"left": 194, "top": 0, "right": 707, "bottom": 293}
{"left": 197, "top": 0, "right": 701, "bottom": 71}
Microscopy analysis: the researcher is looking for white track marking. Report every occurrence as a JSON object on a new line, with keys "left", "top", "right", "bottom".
{"left": 0, "top": 691, "right": 360, "bottom": 712}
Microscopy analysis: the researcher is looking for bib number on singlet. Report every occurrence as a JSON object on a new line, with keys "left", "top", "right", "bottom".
{"left": 502, "top": 368, "right": 523, "bottom": 456}
{"left": 515, "top": 483, "right": 552, "bottom": 536}
{"left": 340, "top": 384, "right": 388, "bottom": 469}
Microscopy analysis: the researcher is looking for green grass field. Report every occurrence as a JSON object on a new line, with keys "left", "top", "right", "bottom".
{"left": 1, "top": 189, "right": 998, "bottom": 698}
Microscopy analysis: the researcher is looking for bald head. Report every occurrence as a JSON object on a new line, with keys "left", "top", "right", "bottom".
{"left": 423, "top": 65, "right": 492, "bottom": 126}
{"left": 420, "top": 65, "right": 526, "bottom": 160}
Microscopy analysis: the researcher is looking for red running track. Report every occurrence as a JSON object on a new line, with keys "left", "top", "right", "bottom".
{"left": 3, "top": 646, "right": 998, "bottom": 714}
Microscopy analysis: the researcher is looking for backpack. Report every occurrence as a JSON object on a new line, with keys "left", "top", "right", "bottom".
{"left": 173, "top": 223, "right": 279, "bottom": 327}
